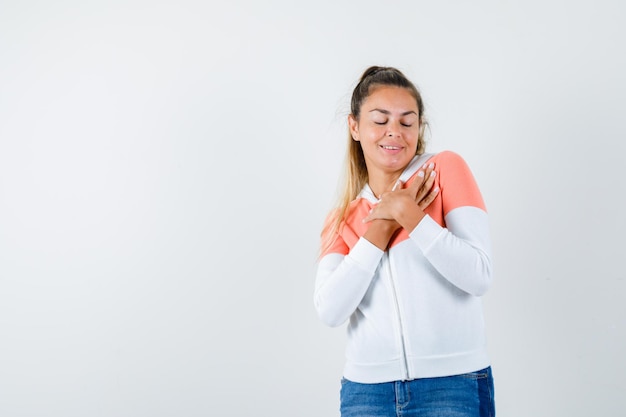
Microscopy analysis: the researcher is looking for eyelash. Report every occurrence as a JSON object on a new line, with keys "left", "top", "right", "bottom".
{"left": 375, "top": 121, "right": 413, "bottom": 127}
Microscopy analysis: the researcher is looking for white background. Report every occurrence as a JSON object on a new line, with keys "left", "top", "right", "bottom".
{"left": 1, "top": 1, "right": 624, "bottom": 416}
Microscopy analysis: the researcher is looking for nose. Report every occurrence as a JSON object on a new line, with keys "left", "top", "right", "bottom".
{"left": 387, "top": 122, "right": 401, "bottom": 137}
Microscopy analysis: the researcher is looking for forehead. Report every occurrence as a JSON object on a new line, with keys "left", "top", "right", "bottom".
{"left": 363, "top": 86, "right": 419, "bottom": 112}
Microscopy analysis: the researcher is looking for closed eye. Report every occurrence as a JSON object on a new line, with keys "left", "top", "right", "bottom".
{"left": 375, "top": 121, "right": 413, "bottom": 127}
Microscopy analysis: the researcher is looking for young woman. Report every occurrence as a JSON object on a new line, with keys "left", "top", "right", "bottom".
{"left": 315, "top": 66, "right": 495, "bottom": 416}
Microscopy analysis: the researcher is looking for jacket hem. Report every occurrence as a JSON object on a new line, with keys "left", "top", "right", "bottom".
{"left": 343, "top": 350, "right": 490, "bottom": 384}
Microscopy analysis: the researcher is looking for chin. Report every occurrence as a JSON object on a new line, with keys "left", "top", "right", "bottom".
{"left": 386, "top": 157, "right": 412, "bottom": 169}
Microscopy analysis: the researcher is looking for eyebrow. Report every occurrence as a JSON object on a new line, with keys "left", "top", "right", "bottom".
{"left": 369, "top": 109, "right": 418, "bottom": 116}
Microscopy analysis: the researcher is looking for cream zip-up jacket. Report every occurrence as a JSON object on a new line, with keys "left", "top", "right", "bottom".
{"left": 314, "top": 151, "right": 493, "bottom": 383}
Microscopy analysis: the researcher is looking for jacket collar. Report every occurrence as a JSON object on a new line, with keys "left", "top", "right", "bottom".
{"left": 359, "top": 153, "right": 434, "bottom": 203}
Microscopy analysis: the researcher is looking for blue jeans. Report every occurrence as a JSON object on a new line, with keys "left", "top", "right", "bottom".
{"left": 340, "top": 367, "right": 495, "bottom": 417}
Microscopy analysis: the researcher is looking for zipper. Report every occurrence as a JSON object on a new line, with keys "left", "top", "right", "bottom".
{"left": 385, "top": 252, "right": 410, "bottom": 380}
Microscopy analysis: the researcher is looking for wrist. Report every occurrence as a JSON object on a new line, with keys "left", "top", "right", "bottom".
{"left": 363, "top": 219, "right": 400, "bottom": 250}
{"left": 376, "top": 219, "right": 400, "bottom": 235}
{"left": 396, "top": 203, "right": 425, "bottom": 233}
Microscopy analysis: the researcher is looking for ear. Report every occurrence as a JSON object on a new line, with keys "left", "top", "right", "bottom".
{"left": 348, "top": 114, "right": 360, "bottom": 141}
{"left": 418, "top": 118, "right": 426, "bottom": 139}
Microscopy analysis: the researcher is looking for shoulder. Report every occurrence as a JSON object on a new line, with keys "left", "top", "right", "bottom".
{"left": 319, "top": 208, "right": 348, "bottom": 258}
{"left": 427, "top": 150, "right": 476, "bottom": 177}
{"left": 429, "top": 150, "right": 485, "bottom": 212}
{"left": 429, "top": 150, "right": 468, "bottom": 166}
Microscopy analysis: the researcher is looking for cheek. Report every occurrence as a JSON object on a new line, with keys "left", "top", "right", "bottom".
{"left": 363, "top": 126, "right": 385, "bottom": 141}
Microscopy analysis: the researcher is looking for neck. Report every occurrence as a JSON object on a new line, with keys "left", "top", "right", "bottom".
{"left": 368, "top": 170, "right": 403, "bottom": 199}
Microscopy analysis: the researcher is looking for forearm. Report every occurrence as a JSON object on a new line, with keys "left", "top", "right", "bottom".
{"left": 410, "top": 209, "right": 493, "bottom": 296}
{"left": 362, "top": 219, "right": 400, "bottom": 250}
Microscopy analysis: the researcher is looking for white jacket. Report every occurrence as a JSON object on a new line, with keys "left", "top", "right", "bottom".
{"left": 315, "top": 151, "right": 493, "bottom": 383}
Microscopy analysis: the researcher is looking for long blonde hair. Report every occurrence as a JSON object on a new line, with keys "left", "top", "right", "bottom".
{"left": 320, "top": 66, "right": 428, "bottom": 255}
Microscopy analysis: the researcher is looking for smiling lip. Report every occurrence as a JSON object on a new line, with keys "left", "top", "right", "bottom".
{"left": 380, "top": 144, "right": 403, "bottom": 153}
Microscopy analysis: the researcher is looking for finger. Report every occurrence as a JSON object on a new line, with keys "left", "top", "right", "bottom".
{"left": 417, "top": 186, "right": 439, "bottom": 210}
{"left": 409, "top": 162, "right": 435, "bottom": 194}
{"left": 406, "top": 170, "right": 425, "bottom": 197}
{"left": 362, "top": 207, "right": 376, "bottom": 223}
{"left": 415, "top": 170, "right": 436, "bottom": 202}
{"left": 421, "top": 162, "right": 435, "bottom": 182}
{"left": 362, "top": 211, "right": 383, "bottom": 223}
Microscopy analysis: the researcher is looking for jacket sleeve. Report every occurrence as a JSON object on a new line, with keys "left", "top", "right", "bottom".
{"left": 314, "top": 237, "right": 384, "bottom": 327}
{"left": 409, "top": 151, "right": 493, "bottom": 296}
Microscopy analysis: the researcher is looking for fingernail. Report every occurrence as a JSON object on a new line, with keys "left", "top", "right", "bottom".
{"left": 428, "top": 163, "right": 434, "bottom": 168}
{"left": 417, "top": 171, "right": 424, "bottom": 177}
{"left": 434, "top": 186, "right": 440, "bottom": 192}
{"left": 430, "top": 171, "right": 436, "bottom": 177}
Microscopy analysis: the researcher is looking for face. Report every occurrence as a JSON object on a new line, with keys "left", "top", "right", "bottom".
{"left": 349, "top": 86, "right": 420, "bottom": 177}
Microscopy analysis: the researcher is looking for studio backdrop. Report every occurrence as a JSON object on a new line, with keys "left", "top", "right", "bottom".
{"left": 0, "top": 1, "right": 624, "bottom": 416}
